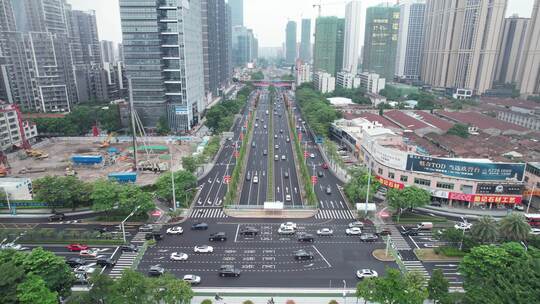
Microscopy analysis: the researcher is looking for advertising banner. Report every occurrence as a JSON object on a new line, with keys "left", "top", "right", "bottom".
{"left": 476, "top": 184, "right": 523, "bottom": 195}
{"left": 376, "top": 176, "right": 405, "bottom": 190}
{"left": 406, "top": 155, "right": 525, "bottom": 181}
{"left": 449, "top": 192, "right": 522, "bottom": 204}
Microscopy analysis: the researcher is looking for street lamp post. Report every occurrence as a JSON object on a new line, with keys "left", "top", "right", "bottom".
{"left": 3, "top": 188, "right": 10, "bottom": 213}
{"left": 343, "top": 279, "right": 347, "bottom": 304}
{"left": 170, "top": 148, "right": 177, "bottom": 211}
{"left": 526, "top": 184, "right": 536, "bottom": 213}
{"left": 364, "top": 166, "right": 372, "bottom": 217}
{"left": 121, "top": 205, "right": 141, "bottom": 243}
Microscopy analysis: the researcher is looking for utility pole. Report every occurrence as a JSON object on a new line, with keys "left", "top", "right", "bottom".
{"left": 170, "top": 147, "right": 176, "bottom": 211}
{"left": 364, "top": 166, "right": 371, "bottom": 216}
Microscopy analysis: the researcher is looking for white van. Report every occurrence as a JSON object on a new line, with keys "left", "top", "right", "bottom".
{"left": 416, "top": 222, "right": 433, "bottom": 230}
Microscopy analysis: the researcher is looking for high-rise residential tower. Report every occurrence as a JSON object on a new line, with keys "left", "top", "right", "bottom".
{"left": 229, "top": 0, "right": 243, "bottom": 27}
{"left": 202, "top": 0, "right": 232, "bottom": 99}
{"left": 313, "top": 16, "right": 345, "bottom": 76}
{"left": 120, "top": 0, "right": 205, "bottom": 132}
{"left": 495, "top": 16, "right": 529, "bottom": 84}
{"left": 422, "top": 0, "right": 507, "bottom": 96}
{"left": 0, "top": 0, "right": 78, "bottom": 112}
{"left": 363, "top": 4, "right": 400, "bottom": 81}
{"left": 518, "top": 0, "right": 540, "bottom": 96}
{"left": 299, "top": 19, "right": 311, "bottom": 62}
{"left": 285, "top": 21, "right": 297, "bottom": 65}
{"left": 101, "top": 40, "right": 116, "bottom": 64}
{"left": 232, "top": 25, "right": 257, "bottom": 67}
{"left": 395, "top": 0, "right": 425, "bottom": 81}
{"left": 343, "top": 1, "right": 362, "bottom": 74}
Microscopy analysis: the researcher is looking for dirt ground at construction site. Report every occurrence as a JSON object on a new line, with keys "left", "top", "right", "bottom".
{"left": 6, "top": 137, "right": 196, "bottom": 185}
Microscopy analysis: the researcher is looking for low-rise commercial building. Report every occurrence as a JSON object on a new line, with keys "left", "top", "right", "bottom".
{"left": 313, "top": 71, "right": 335, "bottom": 94}
{"left": 336, "top": 71, "right": 361, "bottom": 89}
{"left": 359, "top": 72, "right": 385, "bottom": 94}
{"left": 296, "top": 62, "right": 312, "bottom": 86}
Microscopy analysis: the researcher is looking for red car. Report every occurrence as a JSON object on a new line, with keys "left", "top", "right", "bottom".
{"left": 322, "top": 163, "right": 329, "bottom": 169}
{"left": 66, "top": 244, "right": 89, "bottom": 252}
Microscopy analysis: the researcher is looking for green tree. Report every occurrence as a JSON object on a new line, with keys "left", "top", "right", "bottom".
{"left": 402, "top": 186, "right": 431, "bottom": 210}
{"left": 250, "top": 71, "right": 264, "bottom": 80}
{"left": 91, "top": 179, "right": 121, "bottom": 213}
{"left": 118, "top": 184, "right": 155, "bottom": 216}
{"left": 0, "top": 260, "right": 26, "bottom": 303}
{"left": 17, "top": 247, "right": 74, "bottom": 296}
{"left": 471, "top": 216, "right": 499, "bottom": 244}
{"left": 86, "top": 272, "right": 117, "bottom": 304}
{"left": 460, "top": 243, "right": 540, "bottom": 304}
{"left": 243, "top": 301, "right": 255, "bottom": 304}
{"left": 156, "top": 116, "right": 171, "bottom": 135}
{"left": 111, "top": 269, "right": 152, "bottom": 304}
{"left": 387, "top": 188, "right": 407, "bottom": 222}
{"left": 328, "top": 300, "right": 339, "bottom": 304}
{"left": 344, "top": 168, "right": 380, "bottom": 204}
{"left": 446, "top": 123, "right": 469, "bottom": 138}
{"left": 355, "top": 268, "right": 428, "bottom": 304}
{"left": 151, "top": 273, "right": 194, "bottom": 304}
{"left": 155, "top": 170, "right": 197, "bottom": 207}
{"left": 498, "top": 213, "right": 531, "bottom": 242}
{"left": 33, "top": 176, "right": 91, "bottom": 211}
{"left": 17, "top": 275, "right": 58, "bottom": 304}
{"left": 201, "top": 300, "right": 213, "bottom": 304}
{"left": 181, "top": 156, "right": 198, "bottom": 173}
{"left": 427, "top": 269, "right": 450, "bottom": 303}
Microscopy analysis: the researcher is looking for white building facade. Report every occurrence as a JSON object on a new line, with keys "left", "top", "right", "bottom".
{"left": 314, "top": 71, "right": 335, "bottom": 94}
{"left": 359, "top": 72, "right": 386, "bottom": 94}
{"left": 336, "top": 71, "right": 361, "bottom": 89}
{"left": 343, "top": 1, "right": 362, "bottom": 74}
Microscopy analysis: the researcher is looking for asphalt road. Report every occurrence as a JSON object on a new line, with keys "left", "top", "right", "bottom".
{"left": 139, "top": 218, "right": 396, "bottom": 288}
{"left": 196, "top": 91, "right": 257, "bottom": 208}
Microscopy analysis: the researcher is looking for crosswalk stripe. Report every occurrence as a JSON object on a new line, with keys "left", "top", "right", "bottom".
{"left": 189, "top": 208, "right": 227, "bottom": 219}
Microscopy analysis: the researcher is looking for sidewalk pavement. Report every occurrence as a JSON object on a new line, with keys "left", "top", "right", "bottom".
{"left": 418, "top": 206, "right": 512, "bottom": 220}
{"left": 0, "top": 209, "right": 96, "bottom": 218}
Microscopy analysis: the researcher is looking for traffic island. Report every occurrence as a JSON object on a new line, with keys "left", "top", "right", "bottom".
{"left": 414, "top": 248, "right": 464, "bottom": 262}
{"left": 372, "top": 249, "right": 396, "bottom": 262}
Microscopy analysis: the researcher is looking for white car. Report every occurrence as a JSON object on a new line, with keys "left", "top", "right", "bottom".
{"left": 316, "top": 228, "right": 334, "bottom": 236}
{"left": 74, "top": 265, "right": 96, "bottom": 275}
{"left": 310, "top": 153, "right": 315, "bottom": 158}
{"left": 194, "top": 245, "right": 214, "bottom": 253}
{"left": 170, "top": 252, "right": 188, "bottom": 261}
{"left": 253, "top": 176, "right": 259, "bottom": 184}
{"left": 79, "top": 249, "right": 99, "bottom": 257}
{"left": 424, "top": 243, "right": 440, "bottom": 248}
{"left": 454, "top": 222, "right": 472, "bottom": 231}
{"left": 285, "top": 194, "right": 291, "bottom": 201}
{"left": 277, "top": 227, "right": 296, "bottom": 235}
{"left": 356, "top": 269, "right": 378, "bottom": 279}
{"left": 348, "top": 221, "right": 364, "bottom": 228}
{"left": 530, "top": 228, "right": 540, "bottom": 235}
{"left": 346, "top": 227, "right": 362, "bottom": 235}
{"left": 183, "top": 274, "right": 201, "bottom": 285}
{"left": 280, "top": 222, "right": 297, "bottom": 229}
{"left": 166, "top": 226, "right": 184, "bottom": 235}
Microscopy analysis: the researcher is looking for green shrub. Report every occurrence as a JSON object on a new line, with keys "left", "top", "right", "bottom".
{"left": 328, "top": 300, "right": 339, "bottom": 304}
{"left": 201, "top": 300, "right": 213, "bottom": 304}
{"left": 243, "top": 301, "right": 255, "bottom": 304}
{"left": 435, "top": 246, "right": 467, "bottom": 257}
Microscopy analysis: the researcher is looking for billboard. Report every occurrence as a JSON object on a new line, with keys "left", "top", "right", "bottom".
{"left": 476, "top": 184, "right": 523, "bottom": 195}
{"left": 175, "top": 106, "right": 188, "bottom": 115}
{"left": 449, "top": 192, "right": 522, "bottom": 204}
{"left": 364, "top": 141, "right": 407, "bottom": 170}
{"left": 406, "top": 155, "right": 525, "bottom": 181}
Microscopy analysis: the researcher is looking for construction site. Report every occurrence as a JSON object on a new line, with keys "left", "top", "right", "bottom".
{"left": 3, "top": 135, "right": 201, "bottom": 185}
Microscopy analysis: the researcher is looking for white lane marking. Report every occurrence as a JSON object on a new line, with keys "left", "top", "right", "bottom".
{"left": 234, "top": 224, "right": 240, "bottom": 243}
{"left": 409, "top": 235, "right": 420, "bottom": 249}
{"left": 312, "top": 245, "right": 332, "bottom": 268}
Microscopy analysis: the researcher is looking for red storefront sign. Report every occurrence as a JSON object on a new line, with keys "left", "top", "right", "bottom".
{"left": 375, "top": 176, "right": 404, "bottom": 190}
{"left": 449, "top": 192, "right": 522, "bottom": 204}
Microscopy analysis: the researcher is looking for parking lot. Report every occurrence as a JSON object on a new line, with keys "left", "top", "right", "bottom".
{"left": 138, "top": 219, "right": 396, "bottom": 288}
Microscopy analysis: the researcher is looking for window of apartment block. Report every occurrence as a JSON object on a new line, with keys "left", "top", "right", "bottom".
{"left": 460, "top": 185, "right": 473, "bottom": 194}
{"left": 414, "top": 178, "right": 431, "bottom": 186}
{"left": 436, "top": 182, "right": 454, "bottom": 190}
{"left": 378, "top": 168, "right": 383, "bottom": 175}
{"left": 388, "top": 172, "right": 395, "bottom": 179}
{"left": 400, "top": 175, "right": 408, "bottom": 182}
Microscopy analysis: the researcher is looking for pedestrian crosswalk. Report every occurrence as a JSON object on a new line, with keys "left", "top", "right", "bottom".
{"left": 387, "top": 226, "right": 411, "bottom": 250}
{"left": 109, "top": 252, "right": 138, "bottom": 279}
{"left": 402, "top": 260, "right": 430, "bottom": 279}
{"left": 131, "top": 232, "right": 147, "bottom": 244}
{"left": 315, "top": 209, "right": 355, "bottom": 219}
{"left": 190, "top": 208, "right": 228, "bottom": 218}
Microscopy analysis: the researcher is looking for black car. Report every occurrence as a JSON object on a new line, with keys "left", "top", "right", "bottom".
{"left": 191, "top": 222, "right": 209, "bottom": 230}
{"left": 96, "top": 257, "right": 116, "bottom": 268}
{"left": 148, "top": 265, "right": 165, "bottom": 277}
{"left": 377, "top": 229, "right": 392, "bottom": 236}
{"left": 360, "top": 233, "right": 379, "bottom": 242}
{"left": 239, "top": 227, "right": 259, "bottom": 236}
{"left": 121, "top": 244, "right": 138, "bottom": 252}
{"left": 66, "top": 257, "right": 87, "bottom": 268}
{"left": 294, "top": 250, "right": 314, "bottom": 260}
{"left": 297, "top": 233, "right": 315, "bottom": 242}
{"left": 94, "top": 226, "right": 109, "bottom": 234}
{"left": 218, "top": 265, "right": 241, "bottom": 277}
{"left": 145, "top": 231, "right": 163, "bottom": 241}
{"left": 317, "top": 171, "right": 324, "bottom": 177}
{"left": 209, "top": 232, "right": 227, "bottom": 242}
{"left": 401, "top": 228, "right": 419, "bottom": 236}
{"left": 48, "top": 212, "right": 65, "bottom": 222}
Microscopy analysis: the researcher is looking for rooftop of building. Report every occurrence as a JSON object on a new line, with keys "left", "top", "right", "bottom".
{"left": 435, "top": 111, "right": 530, "bottom": 132}
{"left": 413, "top": 110, "right": 454, "bottom": 132}
{"left": 383, "top": 110, "right": 431, "bottom": 130}
{"left": 355, "top": 112, "right": 401, "bottom": 129}
{"left": 481, "top": 97, "right": 540, "bottom": 111}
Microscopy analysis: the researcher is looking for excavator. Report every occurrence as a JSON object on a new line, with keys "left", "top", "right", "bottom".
{"left": 100, "top": 132, "right": 116, "bottom": 148}
{"left": 25, "top": 149, "right": 49, "bottom": 159}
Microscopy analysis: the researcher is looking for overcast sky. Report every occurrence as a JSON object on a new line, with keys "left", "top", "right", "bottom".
{"left": 68, "top": 0, "right": 535, "bottom": 47}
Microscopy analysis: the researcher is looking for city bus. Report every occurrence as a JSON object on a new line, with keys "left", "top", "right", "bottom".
{"left": 524, "top": 214, "right": 540, "bottom": 227}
